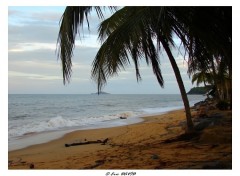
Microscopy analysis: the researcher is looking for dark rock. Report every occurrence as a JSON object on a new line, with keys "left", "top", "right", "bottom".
{"left": 120, "top": 116, "right": 127, "bottom": 119}
{"left": 202, "top": 161, "right": 230, "bottom": 169}
{"left": 151, "top": 154, "right": 159, "bottom": 160}
{"left": 194, "top": 120, "right": 212, "bottom": 131}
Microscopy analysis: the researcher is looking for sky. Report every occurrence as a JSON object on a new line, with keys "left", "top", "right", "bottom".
{"left": 8, "top": 6, "right": 197, "bottom": 94}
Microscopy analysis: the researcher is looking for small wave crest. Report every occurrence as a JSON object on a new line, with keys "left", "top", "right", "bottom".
{"left": 119, "top": 112, "right": 134, "bottom": 117}
{"left": 8, "top": 116, "right": 79, "bottom": 138}
{"left": 8, "top": 111, "right": 140, "bottom": 138}
{"left": 47, "top": 116, "right": 76, "bottom": 128}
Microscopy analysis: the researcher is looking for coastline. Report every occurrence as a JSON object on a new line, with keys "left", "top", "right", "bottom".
{"left": 9, "top": 94, "right": 205, "bottom": 151}
{"left": 8, "top": 106, "right": 184, "bottom": 151}
{"left": 8, "top": 108, "right": 232, "bottom": 169}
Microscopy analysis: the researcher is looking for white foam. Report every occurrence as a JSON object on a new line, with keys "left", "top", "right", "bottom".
{"left": 141, "top": 105, "right": 183, "bottom": 114}
{"left": 8, "top": 111, "right": 141, "bottom": 140}
{"left": 8, "top": 113, "right": 144, "bottom": 151}
{"left": 47, "top": 116, "right": 76, "bottom": 128}
{"left": 8, "top": 101, "right": 200, "bottom": 140}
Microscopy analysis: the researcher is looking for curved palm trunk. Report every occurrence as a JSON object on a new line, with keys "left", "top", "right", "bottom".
{"left": 210, "top": 58, "right": 221, "bottom": 100}
{"left": 161, "top": 39, "right": 194, "bottom": 132}
{"left": 203, "top": 80, "right": 210, "bottom": 99}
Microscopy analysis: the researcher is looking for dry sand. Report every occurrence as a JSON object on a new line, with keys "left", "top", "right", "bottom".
{"left": 8, "top": 109, "right": 232, "bottom": 169}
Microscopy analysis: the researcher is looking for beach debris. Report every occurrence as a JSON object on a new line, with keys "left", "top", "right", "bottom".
{"left": 8, "top": 157, "right": 31, "bottom": 169}
{"left": 29, "top": 163, "right": 34, "bottom": 169}
{"left": 120, "top": 116, "right": 127, "bottom": 119}
{"left": 151, "top": 154, "right": 159, "bottom": 160}
{"left": 119, "top": 112, "right": 129, "bottom": 119}
{"left": 8, "top": 157, "right": 26, "bottom": 166}
{"left": 65, "top": 138, "right": 109, "bottom": 147}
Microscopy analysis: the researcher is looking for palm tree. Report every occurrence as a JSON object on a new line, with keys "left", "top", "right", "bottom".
{"left": 190, "top": 55, "right": 231, "bottom": 101}
{"left": 180, "top": 6, "right": 232, "bottom": 101}
{"left": 191, "top": 71, "right": 213, "bottom": 87}
{"left": 191, "top": 70, "right": 213, "bottom": 98}
{"left": 174, "top": 7, "right": 232, "bottom": 75}
{"left": 214, "top": 58, "right": 232, "bottom": 101}
{"left": 91, "top": 7, "right": 197, "bottom": 130}
{"left": 57, "top": 6, "right": 231, "bottom": 132}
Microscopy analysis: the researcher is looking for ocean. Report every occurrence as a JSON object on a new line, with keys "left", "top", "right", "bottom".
{"left": 8, "top": 94, "right": 205, "bottom": 151}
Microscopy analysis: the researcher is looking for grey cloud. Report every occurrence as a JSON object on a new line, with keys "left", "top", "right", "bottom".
{"left": 9, "top": 48, "right": 57, "bottom": 63}
{"left": 9, "top": 74, "right": 96, "bottom": 94}
{"left": 8, "top": 43, "right": 99, "bottom": 63}
{"left": 9, "top": 7, "right": 64, "bottom": 26}
{"left": 9, "top": 24, "right": 59, "bottom": 44}
{"left": 30, "top": 11, "right": 64, "bottom": 25}
{"left": 8, "top": 9, "right": 20, "bottom": 16}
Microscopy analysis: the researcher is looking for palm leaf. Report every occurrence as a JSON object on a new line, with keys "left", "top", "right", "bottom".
{"left": 92, "top": 7, "right": 169, "bottom": 92}
{"left": 56, "top": 6, "right": 116, "bottom": 84}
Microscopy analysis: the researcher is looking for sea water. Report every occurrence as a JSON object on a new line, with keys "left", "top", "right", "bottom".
{"left": 8, "top": 94, "right": 205, "bottom": 151}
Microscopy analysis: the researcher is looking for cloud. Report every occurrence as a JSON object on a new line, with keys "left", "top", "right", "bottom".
{"left": 9, "top": 60, "right": 59, "bottom": 70}
{"left": 8, "top": 23, "right": 59, "bottom": 44}
{"left": 8, "top": 7, "right": 108, "bottom": 45}
{"left": 8, "top": 7, "right": 65, "bottom": 26}
{"left": 9, "top": 42, "right": 57, "bottom": 52}
{"left": 9, "top": 71, "right": 62, "bottom": 80}
{"left": 75, "top": 36, "right": 101, "bottom": 49}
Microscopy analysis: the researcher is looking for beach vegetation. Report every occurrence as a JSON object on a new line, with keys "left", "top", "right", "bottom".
{"left": 187, "top": 86, "right": 211, "bottom": 95}
{"left": 189, "top": 55, "right": 231, "bottom": 102}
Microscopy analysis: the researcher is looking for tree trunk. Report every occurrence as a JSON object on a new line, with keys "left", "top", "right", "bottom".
{"left": 161, "top": 39, "right": 194, "bottom": 132}
{"left": 210, "top": 57, "right": 221, "bottom": 100}
{"left": 203, "top": 79, "right": 209, "bottom": 99}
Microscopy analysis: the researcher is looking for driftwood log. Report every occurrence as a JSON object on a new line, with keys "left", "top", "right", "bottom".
{"left": 65, "top": 138, "right": 109, "bottom": 147}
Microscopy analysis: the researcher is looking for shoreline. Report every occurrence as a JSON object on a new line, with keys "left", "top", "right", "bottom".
{"left": 9, "top": 94, "right": 205, "bottom": 152}
{"left": 9, "top": 108, "right": 232, "bottom": 169}
{"left": 9, "top": 107, "right": 184, "bottom": 151}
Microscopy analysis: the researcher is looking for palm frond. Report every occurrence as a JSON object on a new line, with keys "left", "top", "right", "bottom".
{"left": 57, "top": 6, "right": 116, "bottom": 84}
{"left": 92, "top": 7, "right": 168, "bottom": 92}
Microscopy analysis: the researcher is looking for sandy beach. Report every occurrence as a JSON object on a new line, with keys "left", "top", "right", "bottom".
{"left": 8, "top": 109, "right": 232, "bottom": 169}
